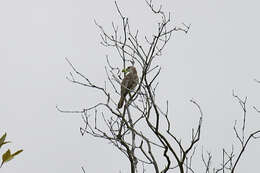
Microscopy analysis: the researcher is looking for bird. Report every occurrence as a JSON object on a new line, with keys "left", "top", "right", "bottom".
{"left": 118, "top": 66, "right": 139, "bottom": 109}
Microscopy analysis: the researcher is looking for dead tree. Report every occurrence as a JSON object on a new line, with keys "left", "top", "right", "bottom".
{"left": 58, "top": 1, "right": 202, "bottom": 173}
{"left": 57, "top": 1, "right": 260, "bottom": 173}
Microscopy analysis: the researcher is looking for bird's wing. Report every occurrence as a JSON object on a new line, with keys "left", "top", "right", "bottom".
{"left": 121, "top": 75, "right": 130, "bottom": 90}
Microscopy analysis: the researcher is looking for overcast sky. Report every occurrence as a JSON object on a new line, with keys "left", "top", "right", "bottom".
{"left": 1, "top": 0, "right": 260, "bottom": 172}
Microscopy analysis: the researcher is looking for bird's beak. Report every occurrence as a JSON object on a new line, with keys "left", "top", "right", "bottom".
{"left": 122, "top": 68, "right": 128, "bottom": 73}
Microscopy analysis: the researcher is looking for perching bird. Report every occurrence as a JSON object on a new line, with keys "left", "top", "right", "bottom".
{"left": 118, "top": 66, "right": 139, "bottom": 109}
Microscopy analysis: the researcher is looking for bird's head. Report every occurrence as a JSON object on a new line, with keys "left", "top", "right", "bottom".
{"left": 122, "top": 66, "right": 136, "bottom": 74}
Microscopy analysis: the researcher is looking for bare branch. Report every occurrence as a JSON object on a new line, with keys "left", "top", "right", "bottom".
{"left": 59, "top": 1, "right": 208, "bottom": 173}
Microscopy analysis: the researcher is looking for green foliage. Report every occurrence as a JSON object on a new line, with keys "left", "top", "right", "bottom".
{"left": 0, "top": 133, "right": 23, "bottom": 168}
{"left": 0, "top": 133, "right": 10, "bottom": 149}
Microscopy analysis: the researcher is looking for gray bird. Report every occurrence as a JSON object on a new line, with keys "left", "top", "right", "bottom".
{"left": 118, "top": 66, "right": 139, "bottom": 109}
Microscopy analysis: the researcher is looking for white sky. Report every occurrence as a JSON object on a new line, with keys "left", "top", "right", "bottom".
{"left": 1, "top": 0, "right": 260, "bottom": 172}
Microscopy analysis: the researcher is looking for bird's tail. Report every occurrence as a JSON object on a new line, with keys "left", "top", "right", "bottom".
{"left": 118, "top": 96, "right": 125, "bottom": 109}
